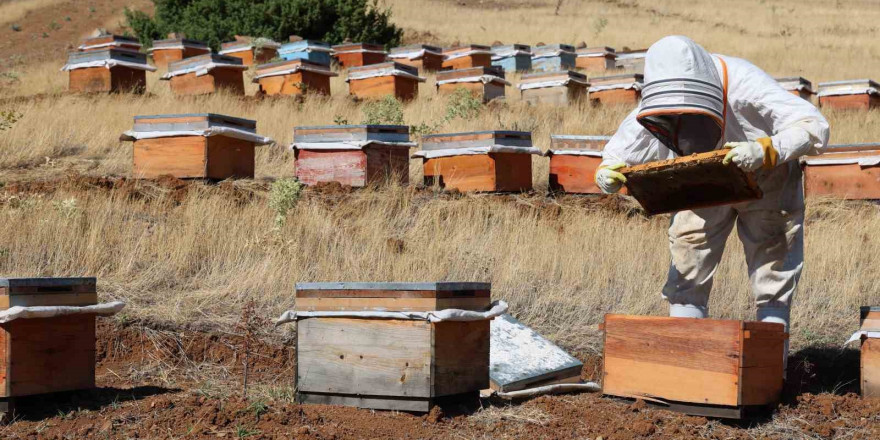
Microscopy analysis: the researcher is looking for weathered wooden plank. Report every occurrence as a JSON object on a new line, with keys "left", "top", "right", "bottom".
{"left": 298, "top": 392, "right": 430, "bottom": 412}
{"left": 421, "top": 131, "right": 531, "bottom": 150}
{"left": 861, "top": 307, "right": 880, "bottom": 331}
{"left": 295, "top": 296, "right": 489, "bottom": 312}
{"left": 134, "top": 113, "right": 256, "bottom": 133}
{"left": 819, "top": 94, "right": 880, "bottom": 110}
{"left": 1, "top": 278, "right": 95, "bottom": 293}
{"left": 293, "top": 125, "right": 409, "bottom": 143}
{"left": 296, "top": 289, "right": 491, "bottom": 299}
{"left": 0, "top": 293, "right": 97, "bottom": 309}
{"left": 549, "top": 154, "right": 604, "bottom": 194}
{"left": 424, "top": 155, "right": 497, "bottom": 192}
{"left": 804, "top": 163, "right": 880, "bottom": 200}
{"left": 295, "top": 149, "right": 368, "bottom": 187}
{"left": 132, "top": 136, "right": 207, "bottom": 179}
{"left": 432, "top": 320, "right": 489, "bottom": 396}
{"left": 863, "top": 337, "right": 880, "bottom": 398}
{"left": 205, "top": 136, "right": 255, "bottom": 179}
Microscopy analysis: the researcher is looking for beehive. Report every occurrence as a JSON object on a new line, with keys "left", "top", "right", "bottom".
{"left": 0, "top": 278, "right": 99, "bottom": 418}
{"left": 575, "top": 46, "right": 617, "bottom": 72}
{"left": 415, "top": 131, "right": 541, "bottom": 192}
{"left": 546, "top": 135, "right": 613, "bottom": 194}
{"left": 291, "top": 125, "right": 413, "bottom": 187}
{"left": 602, "top": 314, "right": 787, "bottom": 418}
{"left": 253, "top": 59, "right": 337, "bottom": 96}
{"left": 63, "top": 49, "right": 155, "bottom": 94}
{"left": 589, "top": 73, "right": 643, "bottom": 105}
{"left": 802, "top": 143, "right": 880, "bottom": 199}
{"left": 436, "top": 66, "right": 509, "bottom": 103}
{"left": 442, "top": 45, "right": 493, "bottom": 70}
{"left": 78, "top": 34, "right": 142, "bottom": 52}
{"left": 614, "top": 49, "right": 647, "bottom": 72}
{"left": 346, "top": 62, "right": 425, "bottom": 100}
{"left": 120, "top": 113, "right": 273, "bottom": 180}
{"left": 531, "top": 44, "right": 577, "bottom": 72}
{"left": 293, "top": 282, "right": 492, "bottom": 412}
{"left": 332, "top": 43, "right": 388, "bottom": 68}
{"left": 278, "top": 40, "right": 333, "bottom": 65}
{"left": 817, "top": 79, "right": 880, "bottom": 110}
{"left": 490, "top": 44, "right": 532, "bottom": 72}
{"left": 519, "top": 70, "right": 589, "bottom": 106}
{"left": 388, "top": 44, "right": 444, "bottom": 71}
{"left": 148, "top": 37, "right": 211, "bottom": 70}
{"left": 776, "top": 77, "right": 814, "bottom": 101}
{"left": 218, "top": 38, "right": 281, "bottom": 66}
{"left": 160, "top": 54, "right": 247, "bottom": 96}
{"left": 861, "top": 306, "right": 880, "bottom": 398}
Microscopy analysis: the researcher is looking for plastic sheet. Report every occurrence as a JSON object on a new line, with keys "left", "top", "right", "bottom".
{"left": 412, "top": 145, "right": 542, "bottom": 159}
{"left": 346, "top": 67, "right": 426, "bottom": 83}
{"left": 0, "top": 301, "right": 125, "bottom": 323}
{"left": 518, "top": 78, "right": 589, "bottom": 91}
{"left": 276, "top": 300, "right": 508, "bottom": 326}
{"left": 61, "top": 59, "right": 157, "bottom": 72}
{"left": 436, "top": 75, "right": 511, "bottom": 86}
{"left": 290, "top": 140, "right": 416, "bottom": 151}
{"left": 161, "top": 62, "right": 247, "bottom": 79}
{"left": 121, "top": 127, "right": 274, "bottom": 145}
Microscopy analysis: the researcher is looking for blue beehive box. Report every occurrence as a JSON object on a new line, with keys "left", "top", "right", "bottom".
{"left": 491, "top": 44, "right": 532, "bottom": 72}
{"left": 531, "top": 44, "right": 576, "bottom": 72}
{"left": 278, "top": 40, "right": 332, "bottom": 65}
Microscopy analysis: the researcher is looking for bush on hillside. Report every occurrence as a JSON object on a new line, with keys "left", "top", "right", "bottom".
{"left": 125, "top": 0, "right": 402, "bottom": 50}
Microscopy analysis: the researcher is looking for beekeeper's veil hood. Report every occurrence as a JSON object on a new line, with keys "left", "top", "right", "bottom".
{"left": 637, "top": 36, "right": 727, "bottom": 157}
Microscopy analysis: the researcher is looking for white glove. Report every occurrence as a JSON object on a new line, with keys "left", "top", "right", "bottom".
{"left": 595, "top": 163, "right": 627, "bottom": 194}
{"left": 723, "top": 140, "right": 776, "bottom": 172}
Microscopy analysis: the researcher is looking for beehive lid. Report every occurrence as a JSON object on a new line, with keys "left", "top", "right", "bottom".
{"left": 436, "top": 66, "right": 504, "bottom": 82}
{"left": 295, "top": 282, "right": 492, "bottom": 312}
{"left": 862, "top": 306, "right": 880, "bottom": 331}
{"left": 620, "top": 149, "right": 763, "bottom": 215}
{"left": 254, "top": 58, "right": 335, "bottom": 77}
{"left": 549, "top": 134, "right": 611, "bottom": 149}
{"left": 422, "top": 130, "right": 532, "bottom": 150}
{"left": 802, "top": 143, "right": 880, "bottom": 166}
{"left": 776, "top": 76, "right": 813, "bottom": 92}
{"left": 150, "top": 37, "right": 210, "bottom": 50}
{"left": 577, "top": 46, "right": 616, "bottom": 56}
{"left": 67, "top": 48, "right": 149, "bottom": 65}
{"left": 616, "top": 49, "right": 648, "bottom": 59}
{"left": 817, "top": 79, "right": 880, "bottom": 96}
{"left": 293, "top": 125, "right": 410, "bottom": 143}
{"left": 533, "top": 44, "right": 576, "bottom": 56}
{"left": 590, "top": 73, "right": 643, "bottom": 86}
{"left": 133, "top": 113, "right": 257, "bottom": 133}
{"left": 296, "top": 282, "right": 490, "bottom": 295}
{"left": 443, "top": 44, "right": 492, "bottom": 54}
{"left": 521, "top": 70, "right": 587, "bottom": 82}
{"left": 0, "top": 277, "right": 96, "bottom": 293}
{"left": 278, "top": 40, "right": 332, "bottom": 53}
{"left": 347, "top": 61, "right": 419, "bottom": 77}
{"left": 167, "top": 53, "right": 243, "bottom": 72}
{"left": 332, "top": 42, "right": 385, "bottom": 52}
{"left": 219, "top": 38, "right": 281, "bottom": 52}
{"left": 79, "top": 34, "right": 141, "bottom": 50}
{"left": 390, "top": 44, "right": 442, "bottom": 55}
{"left": 491, "top": 43, "right": 531, "bottom": 54}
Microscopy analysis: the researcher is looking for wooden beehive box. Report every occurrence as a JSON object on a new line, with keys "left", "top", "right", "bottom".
{"left": 416, "top": 131, "right": 539, "bottom": 192}
{"left": 861, "top": 306, "right": 880, "bottom": 398}
{"left": 388, "top": 44, "right": 444, "bottom": 71}
{"left": 254, "top": 59, "right": 337, "bottom": 96}
{"left": 620, "top": 149, "right": 763, "bottom": 215}
{"left": 78, "top": 34, "right": 142, "bottom": 52}
{"left": 602, "top": 314, "right": 786, "bottom": 418}
{"left": 278, "top": 40, "right": 333, "bottom": 65}
{"left": 161, "top": 53, "right": 247, "bottom": 96}
{"left": 490, "top": 44, "right": 532, "bottom": 72}
{"left": 292, "top": 125, "right": 412, "bottom": 187}
{"left": 218, "top": 38, "right": 281, "bottom": 66}
{"left": 802, "top": 143, "right": 880, "bottom": 199}
{"left": 122, "top": 113, "right": 271, "bottom": 180}
{"left": 64, "top": 49, "right": 154, "bottom": 94}
{"left": 589, "top": 73, "right": 643, "bottom": 105}
{"left": 817, "top": 79, "right": 880, "bottom": 110}
{"left": 442, "top": 45, "right": 492, "bottom": 70}
{"left": 547, "top": 135, "right": 614, "bottom": 194}
{"left": 347, "top": 62, "right": 425, "bottom": 100}
{"left": 776, "top": 77, "right": 814, "bottom": 101}
{"left": 148, "top": 37, "right": 211, "bottom": 70}
{"left": 0, "top": 278, "right": 98, "bottom": 413}
{"left": 519, "top": 70, "right": 589, "bottom": 106}
{"left": 436, "top": 66, "right": 508, "bottom": 103}
{"left": 531, "top": 44, "right": 577, "bottom": 72}
{"left": 576, "top": 46, "right": 617, "bottom": 72}
{"left": 294, "top": 282, "right": 492, "bottom": 412}
{"left": 614, "top": 49, "right": 647, "bottom": 72}
{"left": 332, "top": 43, "right": 388, "bottom": 68}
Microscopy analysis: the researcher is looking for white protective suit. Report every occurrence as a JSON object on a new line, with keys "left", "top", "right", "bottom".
{"left": 601, "top": 37, "right": 829, "bottom": 358}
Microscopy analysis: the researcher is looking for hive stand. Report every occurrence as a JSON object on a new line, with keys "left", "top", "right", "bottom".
{"left": 254, "top": 59, "right": 337, "bottom": 96}
{"left": 441, "top": 45, "right": 493, "bottom": 70}
{"left": 218, "top": 39, "right": 281, "bottom": 66}
{"left": 775, "top": 77, "right": 815, "bottom": 101}
{"left": 388, "top": 44, "right": 445, "bottom": 71}
{"left": 575, "top": 47, "right": 617, "bottom": 73}
{"left": 519, "top": 70, "right": 589, "bottom": 106}
{"left": 546, "top": 135, "right": 616, "bottom": 194}
{"left": 347, "top": 62, "right": 425, "bottom": 101}
{"left": 490, "top": 44, "right": 533, "bottom": 72}
{"left": 278, "top": 40, "right": 333, "bottom": 65}
{"left": 148, "top": 37, "right": 211, "bottom": 70}
{"left": 802, "top": 143, "right": 880, "bottom": 200}
{"left": 162, "top": 54, "right": 247, "bottom": 96}
{"left": 332, "top": 43, "right": 388, "bottom": 68}
{"left": 65, "top": 49, "right": 154, "bottom": 94}
{"left": 436, "top": 66, "right": 509, "bottom": 103}
{"left": 817, "top": 79, "right": 880, "bottom": 110}
{"left": 589, "top": 73, "right": 644, "bottom": 106}
{"left": 531, "top": 44, "right": 577, "bottom": 72}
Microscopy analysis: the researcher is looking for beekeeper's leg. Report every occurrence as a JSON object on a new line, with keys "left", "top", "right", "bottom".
{"left": 736, "top": 207, "right": 804, "bottom": 377}
{"left": 662, "top": 206, "right": 737, "bottom": 318}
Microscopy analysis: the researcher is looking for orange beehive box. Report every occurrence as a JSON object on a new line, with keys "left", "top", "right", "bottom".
{"left": 161, "top": 53, "right": 247, "bottom": 96}
{"left": 415, "top": 131, "right": 541, "bottom": 192}
{"left": 332, "top": 42, "right": 388, "bottom": 68}
{"left": 802, "top": 143, "right": 880, "bottom": 199}
{"left": 120, "top": 113, "right": 273, "bottom": 180}
{"left": 347, "top": 62, "right": 425, "bottom": 100}
{"left": 388, "top": 44, "right": 444, "bottom": 71}
{"left": 576, "top": 46, "right": 617, "bottom": 72}
{"left": 218, "top": 38, "right": 281, "bottom": 66}
{"left": 292, "top": 282, "right": 492, "bottom": 412}
{"left": 436, "top": 66, "right": 509, "bottom": 103}
{"left": 63, "top": 48, "right": 155, "bottom": 94}
{"left": 589, "top": 73, "right": 643, "bottom": 106}
{"left": 442, "top": 45, "right": 492, "bottom": 70}
{"left": 253, "top": 59, "right": 337, "bottom": 96}
{"left": 817, "top": 79, "right": 880, "bottom": 110}
{"left": 546, "top": 135, "right": 614, "bottom": 194}
{"left": 292, "top": 125, "right": 413, "bottom": 187}
{"left": 148, "top": 37, "right": 211, "bottom": 70}
{"left": 861, "top": 306, "right": 880, "bottom": 398}
{"left": 78, "top": 34, "right": 142, "bottom": 52}
{"left": 602, "top": 314, "right": 787, "bottom": 418}
{"left": 0, "top": 278, "right": 99, "bottom": 420}
{"left": 776, "top": 77, "right": 814, "bottom": 101}
{"left": 519, "top": 70, "right": 589, "bottom": 106}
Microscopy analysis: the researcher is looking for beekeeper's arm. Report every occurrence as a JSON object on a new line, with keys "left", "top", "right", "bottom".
{"left": 596, "top": 108, "right": 669, "bottom": 194}
{"left": 724, "top": 60, "right": 830, "bottom": 171}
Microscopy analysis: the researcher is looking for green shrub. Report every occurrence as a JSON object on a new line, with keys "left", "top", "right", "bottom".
{"left": 268, "top": 178, "right": 303, "bottom": 227}
{"left": 125, "top": 0, "right": 402, "bottom": 50}
{"left": 0, "top": 111, "right": 21, "bottom": 131}
{"left": 444, "top": 88, "right": 483, "bottom": 121}
{"left": 361, "top": 95, "right": 404, "bottom": 125}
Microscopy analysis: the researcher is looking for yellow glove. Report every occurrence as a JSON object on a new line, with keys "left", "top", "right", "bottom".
{"left": 722, "top": 138, "right": 778, "bottom": 172}
{"left": 595, "top": 163, "right": 627, "bottom": 194}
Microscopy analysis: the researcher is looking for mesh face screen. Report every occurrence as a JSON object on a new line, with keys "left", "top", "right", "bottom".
{"left": 638, "top": 113, "right": 722, "bottom": 156}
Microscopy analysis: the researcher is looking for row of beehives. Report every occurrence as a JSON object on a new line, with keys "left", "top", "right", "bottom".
{"left": 119, "top": 115, "right": 880, "bottom": 200}
{"left": 1, "top": 277, "right": 876, "bottom": 418}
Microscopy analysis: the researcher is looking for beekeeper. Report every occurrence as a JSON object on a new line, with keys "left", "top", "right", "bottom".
{"left": 596, "top": 36, "right": 829, "bottom": 371}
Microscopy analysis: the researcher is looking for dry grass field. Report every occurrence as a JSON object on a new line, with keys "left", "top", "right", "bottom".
{"left": 0, "top": 1, "right": 878, "bottom": 437}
